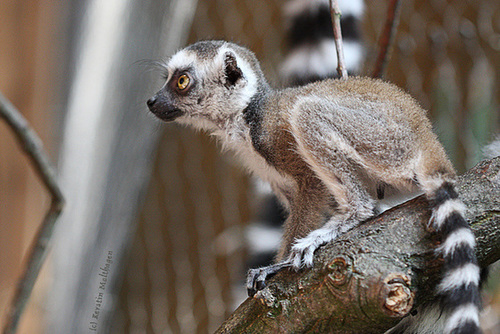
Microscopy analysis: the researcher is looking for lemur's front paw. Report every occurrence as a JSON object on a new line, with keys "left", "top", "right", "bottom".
{"left": 288, "top": 227, "right": 338, "bottom": 268}
{"left": 246, "top": 262, "right": 290, "bottom": 297}
{"left": 246, "top": 228, "right": 339, "bottom": 297}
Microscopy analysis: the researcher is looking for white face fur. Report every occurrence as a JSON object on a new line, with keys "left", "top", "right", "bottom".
{"left": 147, "top": 41, "right": 260, "bottom": 133}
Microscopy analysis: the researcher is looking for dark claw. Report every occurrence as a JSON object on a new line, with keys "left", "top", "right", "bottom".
{"left": 246, "top": 262, "right": 292, "bottom": 297}
{"left": 256, "top": 278, "right": 266, "bottom": 291}
{"left": 246, "top": 268, "right": 260, "bottom": 297}
{"left": 248, "top": 287, "right": 257, "bottom": 298}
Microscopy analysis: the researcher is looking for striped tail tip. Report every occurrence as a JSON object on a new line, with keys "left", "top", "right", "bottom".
{"left": 430, "top": 182, "right": 482, "bottom": 334}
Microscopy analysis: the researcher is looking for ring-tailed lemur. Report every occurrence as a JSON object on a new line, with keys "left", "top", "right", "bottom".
{"left": 246, "top": 0, "right": 366, "bottom": 275}
{"left": 147, "top": 40, "right": 482, "bottom": 334}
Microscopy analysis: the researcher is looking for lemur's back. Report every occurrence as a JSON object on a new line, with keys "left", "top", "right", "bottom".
{"left": 280, "top": 77, "right": 430, "bottom": 131}
{"left": 258, "top": 77, "right": 454, "bottom": 194}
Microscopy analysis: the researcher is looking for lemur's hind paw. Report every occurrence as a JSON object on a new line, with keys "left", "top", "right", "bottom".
{"left": 288, "top": 227, "right": 338, "bottom": 268}
{"left": 246, "top": 262, "right": 291, "bottom": 297}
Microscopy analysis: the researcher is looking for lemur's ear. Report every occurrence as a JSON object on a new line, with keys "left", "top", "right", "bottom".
{"left": 223, "top": 52, "right": 243, "bottom": 88}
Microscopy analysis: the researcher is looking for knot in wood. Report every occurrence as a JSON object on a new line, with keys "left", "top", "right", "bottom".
{"left": 327, "top": 257, "right": 349, "bottom": 286}
{"left": 382, "top": 273, "right": 413, "bottom": 317}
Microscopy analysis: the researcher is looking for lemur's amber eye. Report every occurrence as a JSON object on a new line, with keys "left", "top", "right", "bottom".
{"left": 177, "top": 74, "right": 190, "bottom": 90}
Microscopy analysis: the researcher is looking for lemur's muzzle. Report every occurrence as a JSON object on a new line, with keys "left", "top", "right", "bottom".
{"left": 147, "top": 92, "right": 184, "bottom": 122}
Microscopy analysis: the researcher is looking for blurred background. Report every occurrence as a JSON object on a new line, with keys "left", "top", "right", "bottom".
{"left": 0, "top": 0, "right": 499, "bottom": 333}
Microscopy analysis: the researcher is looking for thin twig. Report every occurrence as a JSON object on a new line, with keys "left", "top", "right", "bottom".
{"left": 0, "top": 91, "right": 64, "bottom": 334}
{"left": 372, "top": 0, "right": 402, "bottom": 78}
{"left": 329, "top": 0, "right": 348, "bottom": 80}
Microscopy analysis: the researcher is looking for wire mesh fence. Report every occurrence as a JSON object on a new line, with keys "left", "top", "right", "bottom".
{"left": 113, "top": 127, "right": 252, "bottom": 333}
{"left": 364, "top": 0, "right": 500, "bottom": 171}
{"left": 114, "top": 0, "right": 500, "bottom": 333}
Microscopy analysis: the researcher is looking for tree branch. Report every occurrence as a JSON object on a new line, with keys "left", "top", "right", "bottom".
{"left": 216, "top": 157, "right": 500, "bottom": 333}
{"left": 0, "top": 92, "right": 64, "bottom": 334}
{"left": 329, "top": 0, "right": 348, "bottom": 80}
{"left": 371, "top": 0, "right": 402, "bottom": 78}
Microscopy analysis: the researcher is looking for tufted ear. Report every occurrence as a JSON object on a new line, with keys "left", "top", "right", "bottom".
{"left": 223, "top": 51, "right": 243, "bottom": 88}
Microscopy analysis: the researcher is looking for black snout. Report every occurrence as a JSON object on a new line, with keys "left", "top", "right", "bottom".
{"left": 146, "top": 92, "right": 184, "bottom": 122}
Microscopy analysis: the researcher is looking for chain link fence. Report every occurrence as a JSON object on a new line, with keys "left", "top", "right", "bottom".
{"left": 114, "top": 0, "right": 500, "bottom": 333}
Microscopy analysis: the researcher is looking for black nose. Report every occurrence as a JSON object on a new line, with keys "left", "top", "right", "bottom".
{"left": 147, "top": 96, "right": 157, "bottom": 108}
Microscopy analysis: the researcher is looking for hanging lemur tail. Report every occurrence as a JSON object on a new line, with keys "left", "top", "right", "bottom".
{"left": 280, "top": 0, "right": 364, "bottom": 86}
{"left": 428, "top": 181, "right": 481, "bottom": 334}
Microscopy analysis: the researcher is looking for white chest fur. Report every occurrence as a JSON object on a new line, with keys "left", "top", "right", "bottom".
{"left": 214, "top": 122, "right": 295, "bottom": 205}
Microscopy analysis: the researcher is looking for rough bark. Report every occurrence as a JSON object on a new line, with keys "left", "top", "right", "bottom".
{"left": 217, "top": 157, "right": 500, "bottom": 333}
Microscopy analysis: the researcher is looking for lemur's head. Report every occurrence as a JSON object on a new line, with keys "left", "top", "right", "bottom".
{"left": 147, "top": 40, "right": 268, "bottom": 131}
